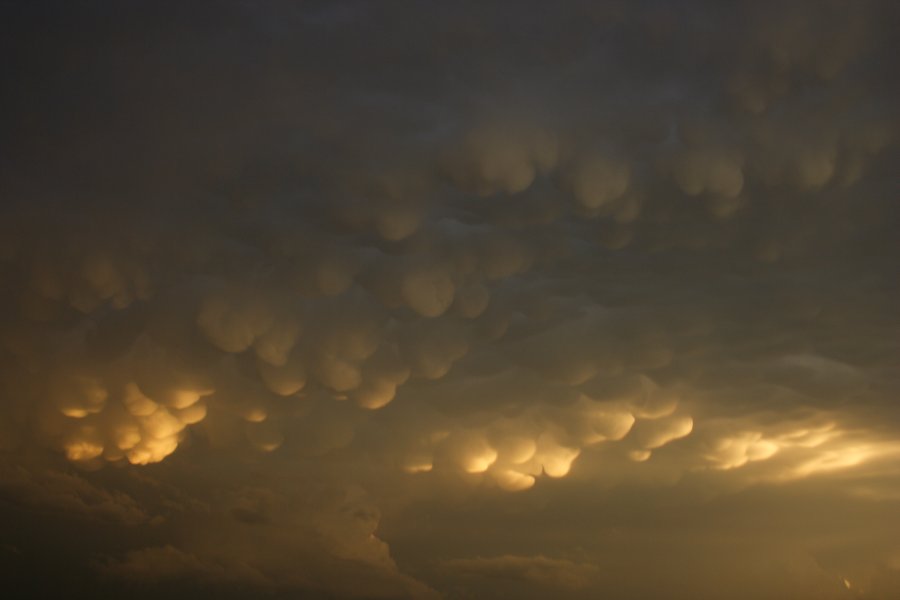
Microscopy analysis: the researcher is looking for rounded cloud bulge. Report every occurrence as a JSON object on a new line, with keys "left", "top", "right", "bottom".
{"left": 1, "top": 1, "right": 898, "bottom": 599}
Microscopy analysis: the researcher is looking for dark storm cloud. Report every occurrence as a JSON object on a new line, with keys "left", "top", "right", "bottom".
{"left": 1, "top": 1, "right": 898, "bottom": 598}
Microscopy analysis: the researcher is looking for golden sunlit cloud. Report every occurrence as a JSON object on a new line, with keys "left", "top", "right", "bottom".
{"left": 1, "top": 1, "right": 897, "bottom": 598}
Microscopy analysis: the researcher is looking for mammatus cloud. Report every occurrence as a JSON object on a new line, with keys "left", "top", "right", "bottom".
{"left": 0, "top": 0, "right": 898, "bottom": 598}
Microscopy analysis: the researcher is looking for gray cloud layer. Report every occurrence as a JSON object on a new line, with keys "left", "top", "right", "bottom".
{"left": 1, "top": 1, "right": 898, "bottom": 598}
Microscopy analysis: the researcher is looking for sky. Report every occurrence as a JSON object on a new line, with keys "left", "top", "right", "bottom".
{"left": 0, "top": 1, "right": 898, "bottom": 598}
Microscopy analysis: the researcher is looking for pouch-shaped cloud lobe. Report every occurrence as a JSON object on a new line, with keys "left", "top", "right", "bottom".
{"left": 0, "top": 1, "right": 898, "bottom": 598}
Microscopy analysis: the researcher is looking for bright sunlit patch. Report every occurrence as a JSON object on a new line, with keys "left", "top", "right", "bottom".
{"left": 776, "top": 422, "right": 838, "bottom": 448}
{"left": 60, "top": 407, "right": 90, "bottom": 418}
{"left": 637, "top": 415, "right": 694, "bottom": 449}
{"left": 126, "top": 436, "right": 179, "bottom": 465}
{"left": 403, "top": 452, "right": 434, "bottom": 474}
{"left": 535, "top": 436, "right": 581, "bottom": 478}
{"left": 256, "top": 440, "right": 282, "bottom": 452}
{"left": 404, "top": 462, "right": 433, "bottom": 474}
{"left": 700, "top": 417, "right": 900, "bottom": 483}
{"left": 789, "top": 444, "right": 876, "bottom": 478}
{"left": 464, "top": 447, "right": 499, "bottom": 474}
{"left": 176, "top": 402, "right": 207, "bottom": 425}
{"left": 579, "top": 402, "right": 635, "bottom": 445}
{"left": 54, "top": 376, "right": 108, "bottom": 419}
{"left": 114, "top": 425, "right": 142, "bottom": 451}
{"left": 492, "top": 469, "right": 536, "bottom": 491}
{"left": 629, "top": 449, "right": 652, "bottom": 462}
{"left": 493, "top": 436, "right": 537, "bottom": 465}
{"left": 704, "top": 431, "right": 780, "bottom": 470}
{"left": 244, "top": 408, "right": 268, "bottom": 423}
{"left": 123, "top": 382, "right": 158, "bottom": 416}
{"left": 141, "top": 407, "right": 185, "bottom": 439}
{"left": 64, "top": 440, "right": 104, "bottom": 461}
{"left": 167, "top": 389, "right": 205, "bottom": 409}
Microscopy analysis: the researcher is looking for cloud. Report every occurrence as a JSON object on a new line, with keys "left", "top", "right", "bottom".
{"left": 442, "top": 555, "right": 600, "bottom": 590}
{"left": 0, "top": 0, "right": 897, "bottom": 598}
{"left": 0, "top": 462, "right": 150, "bottom": 525}
{"left": 100, "top": 545, "right": 271, "bottom": 586}
{"left": 94, "top": 481, "right": 441, "bottom": 599}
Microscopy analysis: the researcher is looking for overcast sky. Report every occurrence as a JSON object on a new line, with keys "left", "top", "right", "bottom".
{"left": 1, "top": 1, "right": 898, "bottom": 598}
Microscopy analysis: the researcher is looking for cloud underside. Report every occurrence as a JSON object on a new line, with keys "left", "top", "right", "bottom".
{"left": 0, "top": 0, "right": 898, "bottom": 598}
